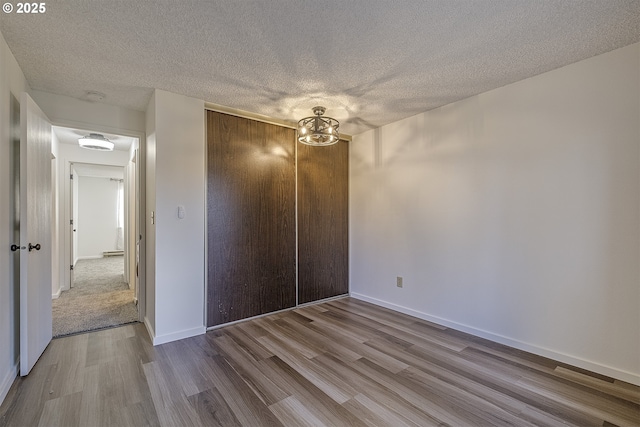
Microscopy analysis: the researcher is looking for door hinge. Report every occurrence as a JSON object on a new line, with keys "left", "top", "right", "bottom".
{"left": 70, "top": 265, "right": 74, "bottom": 270}
{"left": 70, "top": 173, "right": 73, "bottom": 180}
{"left": 70, "top": 219, "right": 74, "bottom": 225}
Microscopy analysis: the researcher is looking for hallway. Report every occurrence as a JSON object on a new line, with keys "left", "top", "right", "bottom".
{"left": 52, "top": 256, "right": 137, "bottom": 337}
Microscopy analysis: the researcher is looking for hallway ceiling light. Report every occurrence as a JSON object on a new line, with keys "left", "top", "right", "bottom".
{"left": 297, "top": 106, "right": 339, "bottom": 146}
{"left": 78, "top": 133, "right": 114, "bottom": 151}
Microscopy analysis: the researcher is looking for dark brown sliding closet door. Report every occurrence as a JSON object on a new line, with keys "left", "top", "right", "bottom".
{"left": 297, "top": 140, "right": 349, "bottom": 304}
{"left": 207, "top": 111, "right": 296, "bottom": 327}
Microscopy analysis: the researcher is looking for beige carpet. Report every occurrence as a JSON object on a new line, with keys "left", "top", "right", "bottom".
{"left": 52, "top": 256, "right": 138, "bottom": 337}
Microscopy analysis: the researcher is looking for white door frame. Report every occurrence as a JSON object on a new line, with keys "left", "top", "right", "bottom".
{"left": 52, "top": 119, "right": 146, "bottom": 322}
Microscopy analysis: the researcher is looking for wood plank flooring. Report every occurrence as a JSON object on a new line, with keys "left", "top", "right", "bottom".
{"left": 1, "top": 297, "right": 638, "bottom": 426}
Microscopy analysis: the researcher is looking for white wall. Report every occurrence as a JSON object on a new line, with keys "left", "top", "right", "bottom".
{"left": 350, "top": 43, "right": 640, "bottom": 385}
{"left": 145, "top": 92, "right": 157, "bottom": 339}
{"left": 145, "top": 89, "right": 205, "bottom": 345}
{"left": 77, "top": 176, "right": 120, "bottom": 258}
{"left": 0, "top": 31, "right": 29, "bottom": 405}
{"left": 31, "top": 90, "right": 145, "bottom": 136}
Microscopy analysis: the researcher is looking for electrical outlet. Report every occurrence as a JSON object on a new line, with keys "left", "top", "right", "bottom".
{"left": 397, "top": 276, "right": 403, "bottom": 288}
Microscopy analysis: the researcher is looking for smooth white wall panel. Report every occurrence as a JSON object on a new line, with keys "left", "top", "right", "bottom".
{"left": 144, "top": 92, "right": 156, "bottom": 338}
{"left": 146, "top": 89, "right": 205, "bottom": 344}
{"left": 31, "top": 90, "right": 145, "bottom": 134}
{"left": 350, "top": 43, "right": 640, "bottom": 384}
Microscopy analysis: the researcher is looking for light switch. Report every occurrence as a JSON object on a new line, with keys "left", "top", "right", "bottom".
{"left": 177, "top": 205, "right": 186, "bottom": 219}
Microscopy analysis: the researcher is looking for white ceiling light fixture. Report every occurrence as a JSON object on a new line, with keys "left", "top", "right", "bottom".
{"left": 78, "top": 133, "right": 114, "bottom": 151}
{"left": 297, "top": 106, "right": 339, "bottom": 146}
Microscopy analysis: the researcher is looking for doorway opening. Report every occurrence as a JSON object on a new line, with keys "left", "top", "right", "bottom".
{"left": 51, "top": 126, "right": 142, "bottom": 337}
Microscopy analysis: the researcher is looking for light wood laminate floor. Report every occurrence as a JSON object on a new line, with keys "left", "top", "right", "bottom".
{"left": 1, "top": 297, "right": 638, "bottom": 426}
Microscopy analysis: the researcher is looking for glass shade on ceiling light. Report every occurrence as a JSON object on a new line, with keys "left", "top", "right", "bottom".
{"left": 78, "top": 133, "right": 114, "bottom": 151}
{"left": 297, "top": 106, "right": 339, "bottom": 146}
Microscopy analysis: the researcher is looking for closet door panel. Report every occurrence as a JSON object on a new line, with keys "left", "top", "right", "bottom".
{"left": 207, "top": 112, "right": 296, "bottom": 327}
{"left": 297, "top": 140, "right": 349, "bottom": 304}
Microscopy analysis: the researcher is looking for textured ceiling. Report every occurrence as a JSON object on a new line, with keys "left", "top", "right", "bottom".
{"left": 1, "top": 1, "right": 638, "bottom": 135}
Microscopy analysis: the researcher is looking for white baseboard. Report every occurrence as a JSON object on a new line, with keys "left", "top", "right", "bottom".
{"left": 51, "top": 287, "right": 62, "bottom": 299}
{"left": 0, "top": 359, "right": 18, "bottom": 407}
{"left": 143, "top": 316, "right": 156, "bottom": 344}
{"left": 351, "top": 293, "right": 640, "bottom": 386}
{"left": 151, "top": 325, "right": 206, "bottom": 346}
{"left": 143, "top": 317, "right": 205, "bottom": 346}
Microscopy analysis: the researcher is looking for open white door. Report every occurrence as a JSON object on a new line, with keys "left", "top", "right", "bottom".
{"left": 20, "top": 92, "right": 52, "bottom": 376}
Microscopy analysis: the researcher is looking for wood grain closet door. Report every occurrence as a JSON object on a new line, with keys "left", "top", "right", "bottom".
{"left": 207, "top": 112, "right": 296, "bottom": 327}
{"left": 297, "top": 140, "right": 349, "bottom": 304}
